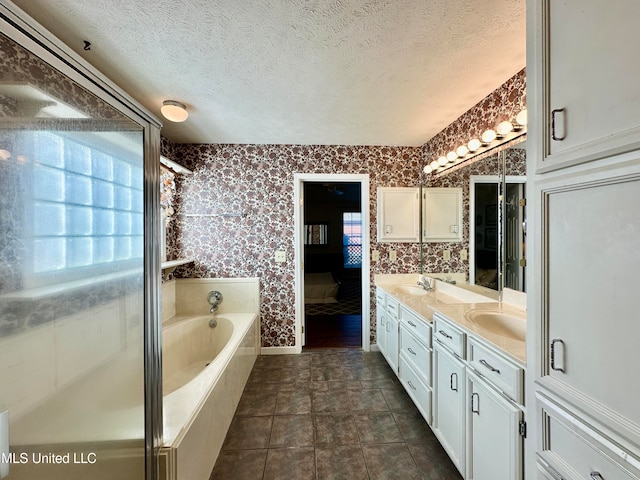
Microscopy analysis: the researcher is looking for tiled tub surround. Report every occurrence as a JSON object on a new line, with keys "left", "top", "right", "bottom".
{"left": 160, "top": 278, "right": 260, "bottom": 480}
{"left": 159, "top": 69, "right": 526, "bottom": 349}
{"left": 210, "top": 350, "right": 462, "bottom": 480}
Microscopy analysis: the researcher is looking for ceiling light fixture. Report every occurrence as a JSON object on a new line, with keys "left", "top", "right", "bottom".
{"left": 161, "top": 100, "right": 189, "bottom": 123}
{"left": 423, "top": 108, "right": 527, "bottom": 176}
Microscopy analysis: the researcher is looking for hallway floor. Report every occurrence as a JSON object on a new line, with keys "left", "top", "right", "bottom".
{"left": 209, "top": 350, "right": 462, "bottom": 479}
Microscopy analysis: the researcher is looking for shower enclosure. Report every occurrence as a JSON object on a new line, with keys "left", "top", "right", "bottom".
{"left": 0, "top": 3, "right": 161, "bottom": 479}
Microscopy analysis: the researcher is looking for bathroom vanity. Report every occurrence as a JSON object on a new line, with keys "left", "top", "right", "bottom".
{"left": 375, "top": 274, "right": 526, "bottom": 480}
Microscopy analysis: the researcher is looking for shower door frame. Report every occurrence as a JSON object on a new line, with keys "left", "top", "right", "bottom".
{"left": 0, "top": 3, "right": 163, "bottom": 479}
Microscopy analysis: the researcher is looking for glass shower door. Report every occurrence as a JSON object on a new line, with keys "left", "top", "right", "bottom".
{"left": 0, "top": 29, "right": 149, "bottom": 480}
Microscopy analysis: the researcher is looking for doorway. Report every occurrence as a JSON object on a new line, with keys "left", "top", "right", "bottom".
{"left": 294, "top": 174, "right": 370, "bottom": 351}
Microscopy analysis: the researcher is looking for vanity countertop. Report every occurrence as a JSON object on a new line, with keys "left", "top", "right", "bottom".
{"left": 375, "top": 273, "right": 526, "bottom": 364}
{"left": 431, "top": 302, "right": 526, "bottom": 365}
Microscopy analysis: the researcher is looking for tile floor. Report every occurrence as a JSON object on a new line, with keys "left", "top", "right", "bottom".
{"left": 210, "top": 349, "right": 462, "bottom": 480}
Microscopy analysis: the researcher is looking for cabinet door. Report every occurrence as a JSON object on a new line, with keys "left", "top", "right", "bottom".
{"left": 433, "top": 342, "right": 466, "bottom": 476}
{"left": 376, "top": 300, "right": 386, "bottom": 356}
{"left": 467, "top": 371, "right": 522, "bottom": 480}
{"left": 377, "top": 187, "right": 420, "bottom": 242}
{"left": 540, "top": 175, "right": 640, "bottom": 442}
{"left": 536, "top": 0, "right": 640, "bottom": 171}
{"left": 385, "top": 314, "right": 399, "bottom": 375}
{"left": 422, "top": 188, "right": 462, "bottom": 242}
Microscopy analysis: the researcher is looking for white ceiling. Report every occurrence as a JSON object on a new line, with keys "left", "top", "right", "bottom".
{"left": 11, "top": 0, "right": 525, "bottom": 146}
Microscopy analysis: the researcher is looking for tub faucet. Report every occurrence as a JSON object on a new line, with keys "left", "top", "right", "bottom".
{"left": 207, "top": 290, "right": 223, "bottom": 314}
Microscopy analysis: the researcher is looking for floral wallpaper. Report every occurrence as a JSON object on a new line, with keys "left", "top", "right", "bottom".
{"left": 160, "top": 67, "right": 527, "bottom": 349}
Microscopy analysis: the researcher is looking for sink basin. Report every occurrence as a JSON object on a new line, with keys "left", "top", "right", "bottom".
{"left": 464, "top": 310, "right": 526, "bottom": 341}
{"left": 396, "top": 285, "right": 430, "bottom": 296}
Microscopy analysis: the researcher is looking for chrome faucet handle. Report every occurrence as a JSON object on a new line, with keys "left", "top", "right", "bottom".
{"left": 207, "top": 290, "right": 223, "bottom": 306}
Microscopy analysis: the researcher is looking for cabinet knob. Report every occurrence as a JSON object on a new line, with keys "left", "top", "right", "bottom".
{"left": 590, "top": 473, "right": 604, "bottom": 480}
{"left": 407, "top": 347, "right": 417, "bottom": 356}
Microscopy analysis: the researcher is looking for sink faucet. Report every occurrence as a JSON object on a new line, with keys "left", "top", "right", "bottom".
{"left": 417, "top": 276, "right": 435, "bottom": 291}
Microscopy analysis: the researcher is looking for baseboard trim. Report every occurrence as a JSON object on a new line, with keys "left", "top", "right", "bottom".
{"left": 369, "top": 344, "right": 380, "bottom": 352}
{"left": 260, "top": 346, "right": 301, "bottom": 355}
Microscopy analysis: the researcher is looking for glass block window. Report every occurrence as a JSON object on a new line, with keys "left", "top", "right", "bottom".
{"left": 343, "top": 212, "right": 362, "bottom": 269}
{"left": 29, "top": 131, "right": 143, "bottom": 280}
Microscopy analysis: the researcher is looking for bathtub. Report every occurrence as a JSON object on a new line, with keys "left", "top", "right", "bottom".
{"left": 160, "top": 312, "right": 258, "bottom": 480}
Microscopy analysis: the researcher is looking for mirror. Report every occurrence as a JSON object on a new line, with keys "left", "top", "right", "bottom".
{"left": 422, "top": 137, "right": 527, "bottom": 293}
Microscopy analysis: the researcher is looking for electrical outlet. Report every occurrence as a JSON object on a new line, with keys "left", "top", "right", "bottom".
{"left": 372, "top": 250, "right": 380, "bottom": 261}
{"left": 389, "top": 250, "right": 397, "bottom": 262}
{"left": 460, "top": 249, "right": 468, "bottom": 260}
{"left": 274, "top": 250, "right": 286, "bottom": 262}
{"left": 443, "top": 249, "right": 451, "bottom": 261}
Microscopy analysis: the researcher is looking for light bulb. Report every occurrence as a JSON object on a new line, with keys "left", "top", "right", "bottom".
{"left": 438, "top": 156, "right": 448, "bottom": 166}
{"left": 456, "top": 145, "right": 469, "bottom": 157}
{"left": 497, "top": 121, "right": 514, "bottom": 136}
{"left": 516, "top": 109, "right": 528, "bottom": 126}
{"left": 467, "top": 138, "right": 482, "bottom": 152}
{"left": 446, "top": 151, "right": 458, "bottom": 162}
{"left": 430, "top": 160, "right": 439, "bottom": 170}
{"left": 481, "top": 129, "right": 497, "bottom": 143}
{"left": 423, "top": 165, "right": 433, "bottom": 174}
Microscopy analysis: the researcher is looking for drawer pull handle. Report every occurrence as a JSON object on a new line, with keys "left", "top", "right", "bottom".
{"left": 590, "top": 473, "right": 604, "bottom": 480}
{"left": 479, "top": 359, "right": 500, "bottom": 374}
{"left": 439, "top": 329, "right": 453, "bottom": 339}
{"left": 551, "top": 108, "right": 566, "bottom": 141}
{"left": 550, "top": 338, "right": 565, "bottom": 373}
{"left": 471, "top": 392, "right": 480, "bottom": 415}
{"left": 408, "top": 320, "right": 417, "bottom": 327}
{"left": 450, "top": 372, "right": 458, "bottom": 392}
{"left": 408, "top": 380, "right": 417, "bottom": 391}
{"left": 407, "top": 347, "right": 417, "bottom": 356}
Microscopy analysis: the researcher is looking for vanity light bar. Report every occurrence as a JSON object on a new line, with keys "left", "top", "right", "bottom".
{"left": 425, "top": 108, "right": 527, "bottom": 176}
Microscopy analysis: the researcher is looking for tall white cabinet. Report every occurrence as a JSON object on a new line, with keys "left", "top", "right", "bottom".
{"left": 527, "top": 1, "right": 640, "bottom": 479}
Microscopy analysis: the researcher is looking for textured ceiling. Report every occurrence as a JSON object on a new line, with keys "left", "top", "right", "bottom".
{"left": 10, "top": 0, "right": 525, "bottom": 146}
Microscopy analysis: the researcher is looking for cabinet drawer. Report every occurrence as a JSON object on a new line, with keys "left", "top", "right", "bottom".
{"left": 400, "top": 306, "right": 431, "bottom": 347}
{"left": 433, "top": 314, "right": 465, "bottom": 358}
{"left": 538, "top": 394, "right": 640, "bottom": 480}
{"left": 375, "top": 289, "right": 386, "bottom": 304}
{"left": 400, "top": 326, "right": 431, "bottom": 386}
{"left": 399, "top": 355, "right": 432, "bottom": 424}
{"left": 468, "top": 337, "right": 523, "bottom": 404}
{"left": 386, "top": 296, "right": 399, "bottom": 319}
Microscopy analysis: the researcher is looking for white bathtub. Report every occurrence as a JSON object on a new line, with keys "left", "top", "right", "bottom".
{"left": 160, "top": 312, "right": 258, "bottom": 480}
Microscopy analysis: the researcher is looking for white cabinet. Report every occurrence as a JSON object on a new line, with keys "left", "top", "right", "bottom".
{"left": 384, "top": 296, "right": 399, "bottom": 375}
{"left": 376, "top": 187, "right": 420, "bottom": 242}
{"left": 399, "top": 305, "right": 433, "bottom": 424}
{"left": 537, "top": 393, "right": 640, "bottom": 480}
{"left": 531, "top": 1, "right": 640, "bottom": 172}
{"left": 466, "top": 370, "right": 523, "bottom": 480}
{"left": 433, "top": 340, "right": 466, "bottom": 476}
{"left": 528, "top": 1, "right": 640, "bottom": 477}
{"left": 422, "top": 187, "right": 463, "bottom": 242}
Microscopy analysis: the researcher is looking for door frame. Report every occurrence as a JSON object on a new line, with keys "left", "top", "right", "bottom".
{"left": 293, "top": 173, "right": 371, "bottom": 352}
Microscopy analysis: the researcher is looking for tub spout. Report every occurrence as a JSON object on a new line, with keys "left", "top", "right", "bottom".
{"left": 210, "top": 304, "right": 218, "bottom": 314}
{"left": 208, "top": 317, "right": 217, "bottom": 328}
